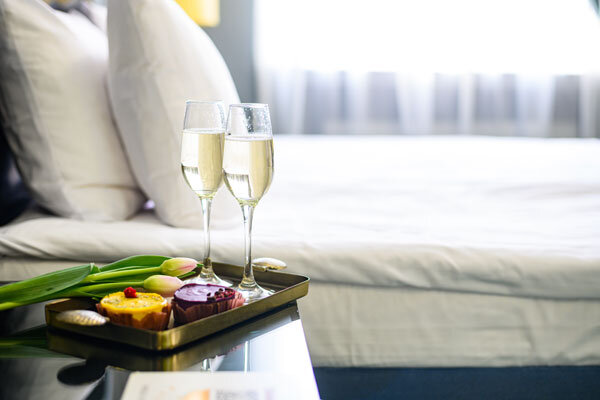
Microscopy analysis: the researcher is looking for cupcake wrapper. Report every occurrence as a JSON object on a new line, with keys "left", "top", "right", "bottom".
{"left": 96, "top": 303, "right": 172, "bottom": 331}
{"left": 173, "top": 291, "right": 244, "bottom": 324}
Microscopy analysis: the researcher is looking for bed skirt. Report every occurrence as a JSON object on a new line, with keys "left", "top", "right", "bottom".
{"left": 299, "top": 282, "right": 600, "bottom": 368}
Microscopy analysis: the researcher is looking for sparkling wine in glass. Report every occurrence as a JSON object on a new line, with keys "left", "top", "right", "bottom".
{"left": 223, "top": 104, "right": 274, "bottom": 302}
{"left": 181, "top": 100, "right": 231, "bottom": 286}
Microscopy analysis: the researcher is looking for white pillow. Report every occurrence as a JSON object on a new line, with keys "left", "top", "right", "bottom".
{"left": 107, "top": 0, "right": 240, "bottom": 228}
{"left": 0, "top": 0, "right": 144, "bottom": 221}
{"left": 84, "top": 1, "right": 107, "bottom": 33}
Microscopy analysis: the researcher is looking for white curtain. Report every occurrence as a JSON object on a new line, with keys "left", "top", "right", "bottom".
{"left": 254, "top": 0, "right": 600, "bottom": 137}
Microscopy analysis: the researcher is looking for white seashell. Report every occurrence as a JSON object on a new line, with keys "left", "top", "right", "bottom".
{"left": 252, "top": 257, "right": 287, "bottom": 271}
{"left": 56, "top": 310, "right": 109, "bottom": 326}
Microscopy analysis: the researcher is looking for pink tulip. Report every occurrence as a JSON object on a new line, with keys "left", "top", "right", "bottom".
{"left": 160, "top": 257, "right": 198, "bottom": 276}
{"left": 143, "top": 275, "right": 184, "bottom": 297}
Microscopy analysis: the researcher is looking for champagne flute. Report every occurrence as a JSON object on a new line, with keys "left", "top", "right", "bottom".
{"left": 223, "top": 104, "right": 274, "bottom": 302}
{"left": 181, "top": 100, "right": 231, "bottom": 286}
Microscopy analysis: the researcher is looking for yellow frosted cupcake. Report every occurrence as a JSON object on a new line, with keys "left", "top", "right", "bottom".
{"left": 96, "top": 288, "right": 171, "bottom": 331}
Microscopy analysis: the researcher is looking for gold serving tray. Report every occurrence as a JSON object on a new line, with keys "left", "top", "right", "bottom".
{"left": 46, "top": 303, "right": 300, "bottom": 371}
{"left": 45, "top": 262, "right": 309, "bottom": 351}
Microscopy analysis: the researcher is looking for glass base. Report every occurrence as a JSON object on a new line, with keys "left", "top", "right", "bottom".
{"left": 185, "top": 264, "right": 232, "bottom": 287}
{"left": 236, "top": 280, "right": 274, "bottom": 303}
{"left": 186, "top": 274, "right": 232, "bottom": 287}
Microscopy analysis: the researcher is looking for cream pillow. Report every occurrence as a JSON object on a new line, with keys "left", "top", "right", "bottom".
{"left": 107, "top": 0, "right": 240, "bottom": 228}
{"left": 0, "top": 0, "right": 144, "bottom": 221}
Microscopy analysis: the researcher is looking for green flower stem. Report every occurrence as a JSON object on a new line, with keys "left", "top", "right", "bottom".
{"left": 65, "top": 281, "right": 145, "bottom": 296}
{"left": 80, "top": 267, "right": 160, "bottom": 283}
{"left": 178, "top": 271, "right": 196, "bottom": 280}
{"left": 0, "top": 300, "right": 32, "bottom": 311}
{"left": 0, "top": 289, "right": 71, "bottom": 311}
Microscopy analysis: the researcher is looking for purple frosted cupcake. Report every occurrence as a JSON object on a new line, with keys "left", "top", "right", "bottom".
{"left": 172, "top": 283, "right": 244, "bottom": 324}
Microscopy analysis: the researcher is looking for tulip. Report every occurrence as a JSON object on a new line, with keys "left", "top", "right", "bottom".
{"left": 80, "top": 257, "right": 199, "bottom": 283}
{"left": 143, "top": 275, "right": 184, "bottom": 297}
{"left": 0, "top": 255, "right": 197, "bottom": 311}
{"left": 160, "top": 257, "right": 198, "bottom": 276}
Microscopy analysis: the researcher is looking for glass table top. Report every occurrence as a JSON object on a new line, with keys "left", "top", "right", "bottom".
{"left": 0, "top": 300, "right": 319, "bottom": 399}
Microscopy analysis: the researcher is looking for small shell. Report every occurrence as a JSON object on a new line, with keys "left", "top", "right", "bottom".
{"left": 252, "top": 257, "right": 287, "bottom": 271}
{"left": 56, "top": 310, "right": 109, "bottom": 326}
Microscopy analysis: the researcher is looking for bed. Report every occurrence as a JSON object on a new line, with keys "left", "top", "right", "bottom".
{"left": 2, "top": 135, "right": 600, "bottom": 367}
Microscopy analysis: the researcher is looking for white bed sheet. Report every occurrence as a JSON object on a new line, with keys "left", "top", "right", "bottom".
{"left": 1, "top": 136, "right": 600, "bottom": 300}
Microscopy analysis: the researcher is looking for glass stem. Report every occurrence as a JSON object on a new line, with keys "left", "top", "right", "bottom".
{"left": 200, "top": 197, "right": 214, "bottom": 277}
{"left": 240, "top": 204, "right": 255, "bottom": 288}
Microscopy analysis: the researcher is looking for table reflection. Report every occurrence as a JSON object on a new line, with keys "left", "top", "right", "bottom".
{"left": 0, "top": 301, "right": 318, "bottom": 400}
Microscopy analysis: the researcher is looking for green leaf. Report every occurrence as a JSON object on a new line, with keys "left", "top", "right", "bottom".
{"left": 0, "top": 326, "right": 47, "bottom": 348}
{"left": 99, "top": 255, "right": 170, "bottom": 272}
{"left": 90, "top": 263, "right": 100, "bottom": 274}
{"left": 0, "top": 264, "right": 92, "bottom": 304}
{"left": 100, "top": 265, "right": 152, "bottom": 272}
{"left": 0, "top": 326, "right": 69, "bottom": 358}
{"left": 0, "top": 345, "right": 71, "bottom": 359}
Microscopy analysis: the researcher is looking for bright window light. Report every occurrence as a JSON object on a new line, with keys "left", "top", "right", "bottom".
{"left": 255, "top": 0, "right": 600, "bottom": 74}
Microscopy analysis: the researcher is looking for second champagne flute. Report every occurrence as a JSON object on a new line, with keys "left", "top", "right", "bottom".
{"left": 181, "top": 100, "right": 231, "bottom": 286}
{"left": 223, "top": 103, "right": 275, "bottom": 302}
